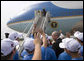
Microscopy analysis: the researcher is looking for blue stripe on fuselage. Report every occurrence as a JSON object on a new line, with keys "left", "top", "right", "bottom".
{"left": 7, "top": 2, "right": 83, "bottom": 24}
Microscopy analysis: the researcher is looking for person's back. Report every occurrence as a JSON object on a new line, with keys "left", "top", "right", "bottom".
{"left": 23, "top": 54, "right": 33, "bottom": 60}
{"left": 72, "top": 57, "right": 83, "bottom": 60}
{"left": 23, "top": 38, "right": 35, "bottom": 60}
{"left": 21, "top": 49, "right": 29, "bottom": 58}
{"left": 52, "top": 38, "right": 64, "bottom": 58}
{"left": 13, "top": 50, "right": 19, "bottom": 60}
{"left": 58, "top": 51, "right": 72, "bottom": 60}
{"left": 41, "top": 46, "right": 57, "bottom": 60}
{"left": 79, "top": 46, "right": 83, "bottom": 56}
{"left": 1, "top": 39, "right": 18, "bottom": 60}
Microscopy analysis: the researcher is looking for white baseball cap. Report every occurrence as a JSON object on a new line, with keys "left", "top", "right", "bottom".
{"left": 59, "top": 33, "right": 65, "bottom": 39}
{"left": 17, "top": 33, "right": 23, "bottom": 38}
{"left": 13, "top": 40, "right": 19, "bottom": 46}
{"left": 9, "top": 32, "right": 19, "bottom": 40}
{"left": 74, "top": 31, "right": 83, "bottom": 41}
{"left": 23, "top": 38, "right": 35, "bottom": 51}
{"left": 9, "top": 32, "right": 23, "bottom": 40}
{"left": 1, "top": 39, "right": 16, "bottom": 56}
{"left": 47, "top": 36, "right": 52, "bottom": 40}
{"left": 74, "top": 31, "right": 81, "bottom": 37}
{"left": 59, "top": 38, "right": 81, "bottom": 52}
{"left": 59, "top": 38, "right": 70, "bottom": 48}
{"left": 40, "top": 34, "right": 48, "bottom": 39}
{"left": 1, "top": 38, "right": 19, "bottom": 46}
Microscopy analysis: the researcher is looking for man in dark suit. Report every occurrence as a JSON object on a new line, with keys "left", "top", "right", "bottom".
{"left": 52, "top": 31, "right": 64, "bottom": 58}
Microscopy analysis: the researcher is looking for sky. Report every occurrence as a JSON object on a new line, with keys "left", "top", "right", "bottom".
{"left": 52, "top": 1, "right": 83, "bottom": 9}
{"left": 1, "top": 1, "right": 47, "bottom": 39}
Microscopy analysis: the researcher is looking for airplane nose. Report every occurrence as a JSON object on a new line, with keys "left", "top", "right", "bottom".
{"left": 7, "top": 17, "right": 17, "bottom": 25}
{"left": 7, "top": 16, "right": 32, "bottom": 33}
{"left": 7, "top": 11, "right": 35, "bottom": 25}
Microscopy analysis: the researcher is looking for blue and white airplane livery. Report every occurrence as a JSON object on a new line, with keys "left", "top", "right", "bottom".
{"left": 7, "top": 1, "right": 83, "bottom": 35}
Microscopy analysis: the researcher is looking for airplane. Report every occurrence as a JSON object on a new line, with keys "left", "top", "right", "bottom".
{"left": 7, "top": 1, "right": 83, "bottom": 35}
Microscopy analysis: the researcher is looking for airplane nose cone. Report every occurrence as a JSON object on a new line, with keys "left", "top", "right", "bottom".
{"left": 7, "top": 17, "right": 18, "bottom": 25}
{"left": 7, "top": 18, "right": 14, "bottom": 25}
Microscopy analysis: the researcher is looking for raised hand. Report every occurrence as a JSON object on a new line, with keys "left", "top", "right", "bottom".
{"left": 33, "top": 32, "right": 41, "bottom": 46}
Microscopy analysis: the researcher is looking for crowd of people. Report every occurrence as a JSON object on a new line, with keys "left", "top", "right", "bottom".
{"left": 1, "top": 26, "right": 83, "bottom": 60}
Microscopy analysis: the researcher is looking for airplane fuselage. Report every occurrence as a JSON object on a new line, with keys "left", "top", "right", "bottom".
{"left": 7, "top": 2, "right": 83, "bottom": 35}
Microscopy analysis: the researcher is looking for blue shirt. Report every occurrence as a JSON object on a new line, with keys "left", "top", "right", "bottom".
{"left": 23, "top": 54, "right": 33, "bottom": 60}
{"left": 21, "top": 50, "right": 29, "bottom": 58}
{"left": 41, "top": 46, "right": 57, "bottom": 60}
{"left": 13, "top": 51, "right": 19, "bottom": 60}
{"left": 79, "top": 46, "right": 83, "bottom": 56}
{"left": 72, "top": 57, "right": 83, "bottom": 60}
{"left": 58, "top": 51, "right": 72, "bottom": 60}
{"left": 48, "top": 45, "right": 52, "bottom": 48}
{"left": 29, "top": 34, "right": 34, "bottom": 39}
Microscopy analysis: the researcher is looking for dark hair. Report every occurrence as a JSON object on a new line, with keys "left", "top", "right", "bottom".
{"left": 5, "top": 33, "right": 9, "bottom": 38}
{"left": 1, "top": 51, "right": 13, "bottom": 60}
{"left": 81, "top": 41, "right": 83, "bottom": 43}
{"left": 1, "top": 48, "right": 16, "bottom": 60}
{"left": 43, "top": 8, "right": 45, "bottom": 11}
{"left": 26, "top": 49, "right": 34, "bottom": 54}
